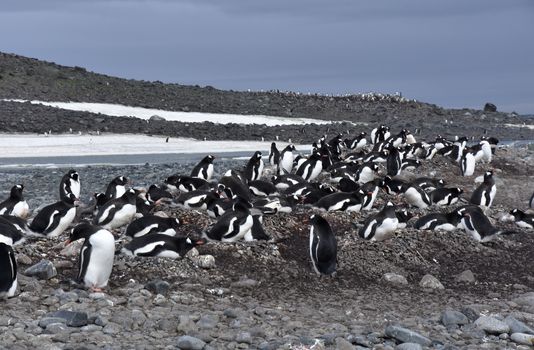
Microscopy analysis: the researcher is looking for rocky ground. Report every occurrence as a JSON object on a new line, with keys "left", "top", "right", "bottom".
{"left": 0, "top": 146, "right": 533, "bottom": 350}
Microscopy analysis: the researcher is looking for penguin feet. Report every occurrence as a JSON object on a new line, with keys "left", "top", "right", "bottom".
{"left": 90, "top": 287, "right": 104, "bottom": 293}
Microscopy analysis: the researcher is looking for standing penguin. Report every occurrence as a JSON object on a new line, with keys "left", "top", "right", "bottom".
{"left": 190, "top": 155, "right": 215, "bottom": 181}
{"left": 67, "top": 223, "right": 115, "bottom": 292}
{"left": 104, "top": 176, "right": 129, "bottom": 200}
{"left": 94, "top": 189, "right": 137, "bottom": 230}
{"left": 309, "top": 214, "right": 337, "bottom": 276}
{"left": 0, "top": 184, "right": 29, "bottom": 218}
{"left": 295, "top": 149, "right": 323, "bottom": 181}
{"left": 243, "top": 151, "right": 264, "bottom": 182}
{"left": 386, "top": 145, "right": 402, "bottom": 176}
{"left": 29, "top": 193, "right": 79, "bottom": 238}
{"left": 59, "top": 170, "right": 81, "bottom": 201}
{"left": 268, "top": 143, "right": 280, "bottom": 167}
{"left": 358, "top": 202, "right": 399, "bottom": 241}
{"left": 470, "top": 170, "right": 496, "bottom": 209}
{"left": 460, "top": 148, "right": 476, "bottom": 177}
{"left": 0, "top": 243, "right": 17, "bottom": 299}
{"left": 278, "top": 144, "right": 296, "bottom": 174}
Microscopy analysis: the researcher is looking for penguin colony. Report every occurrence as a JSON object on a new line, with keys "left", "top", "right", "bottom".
{"left": 0, "top": 125, "right": 532, "bottom": 297}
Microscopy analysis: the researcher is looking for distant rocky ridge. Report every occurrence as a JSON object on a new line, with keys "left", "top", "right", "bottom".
{"left": 0, "top": 51, "right": 533, "bottom": 142}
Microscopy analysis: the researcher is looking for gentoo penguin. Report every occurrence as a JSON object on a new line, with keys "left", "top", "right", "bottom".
{"left": 370, "top": 125, "right": 390, "bottom": 144}
{"left": 430, "top": 187, "right": 463, "bottom": 206}
{"left": 246, "top": 215, "right": 270, "bottom": 241}
{"left": 315, "top": 191, "right": 367, "bottom": 212}
{"left": 176, "top": 189, "right": 221, "bottom": 210}
{"left": 402, "top": 184, "right": 432, "bottom": 209}
{"left": 396, "top": 208, "right": 413, "bottom": 229}
{"left": 94, "top": 189, "right": 137, "bottom": 230}
{"left": 460, "top": 148, "right": 476, "bottom": 177}
{"left": 386, "top": 146, "right": 402, "bottom": 176}
{"left": 412, "top": 177, "right": 445, "bottom": 192}
{"left": 309, "top": 214, "right": 337, "bottom": 276}
{"left": 414, "top": 211, "right": 461, "bottom": 231}
{"left": 248, "top": 180, "right": 278, "bottom": 197}
{"left": 204, "top": 199, "right": 253, "bottom": 242}
{"left": 243, "top": 151, "right": 264, "bottom": 182}
{"left": 67, "top": 223, "right": 115, "bottom": 292}
{"left": 354, "top": 162, "right": 378, "bottom": 185}
{"left": 471, "top": 139, "right": 492, "bottom": 163}
{"left": 219, "top": 175, "right": 251, "bottom": 201}
{"left": 59, "top": 170, "right": 81, "bottom": 201}
{"left": 344, "top": 132, "right": 367, "bottom": 151}
{"left": 358, "top": 202, "right": 399, "bottom": 241}
{"left": 92, "top": 192, "right": 108, "bottom": 216}
{"left": 0, "top": 184, "right": 29, "bottom": 218}
{"left": 400, "top": 159, "right": 422, "bottom": 172}
{"left": 509, "top": 209, "right": 534, "bottom": 229}
{"left": 122, "top": 234, "right": 205, "bottom": 258}
{"left": 125, "top": 215, "right": 182, "bottom": 238}
{"left": 271, "top": 174, "right": 304, "bottom": 190}
{"left": 362, "top": 150, "right": 388, "bottom": 163}
{"left": 338, "top": 177, "right": 360, "bottom": 193}
{"left": 190, "top": 155, "right": 215, "bottom": 181}
{"left": 0, "top": 217, "right": 26, "bottom": 246}
{"left": 382, "top": 176, "right": 407, "bottom": 195}
{"left": 0, "top": 243, "right": 17, "bottom": 299}
{"left": 207, "top": 197, "right": 233, "bottom": 218}
{"left": 146, "top": 184, "right": 173, "bottom": 203}
{"left": 29, "top": 193, "right": 79, "bottom": 238}
{"left": 296, "top": 149, "right": 323, "bottom": 181}
{"left": 268, "top": 143, "right": 280, "bottom": 167}
{"left": 469, "top": 170, "right": 496, "bottom": 209}
{"left": 278, "top": 144, "right": 296, "bottom": 174}
{"left": 165, "top": 175, "right": 209, "bottom": 193}
{"left": 460, "top": 210, "right": 514, "bottom": 242}
{"left": 104, "top": 176, "right": 129, "bottom": 200}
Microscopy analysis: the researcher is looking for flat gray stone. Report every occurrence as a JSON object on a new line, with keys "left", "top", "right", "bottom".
{"left": 145, "top": 280, "right": 170, "bottom": 295}
{"left": 385, "top": 325, "right": 432, "bottom": 346}
{"left": 177, "top": 335, "right": 206, "bottom": 350}
{"left": 419, "top": 274, "right": 444, "bottom": 289}
{"left": 50, "top": 310, "right": 88, "bottom": 327}
{"left": 396, "top": 343, "right": 423, "bottom": 350}
{"left": 45, "top": 323, "right": 70, "bottom": 334}
{"left": 192, "top": 255, "right": 216, "bottom": 269}
{"left": 236, "top": 331, "right": 252, "bottom": 344}
{"left": 196, "top": 314, "right": 219, "bottom": 329}
{"left": 455, "top": 270, "right": 476, "bottom": 283}
{"left": 335, "top": 337, "right": 356, "bottom": 350}
{"left": 504, "top": 316, "right": 534, "bottom": 335}
{"left": 510, "top": 332, "right": 534, "bottom": 346}
{"left": 474, "top": 316, "right": 510, "bottom": 334}
{"left": 39, "top": 317, "right": 66, "bottom": 328}
{"left": 441, "top": 310, "right": 469, "bottom": 326}
{"left": 24, "top": 260, "right": 57, "bottom": 280}
{"left": 383, "top": 273, "right": 408, "bottom": 285}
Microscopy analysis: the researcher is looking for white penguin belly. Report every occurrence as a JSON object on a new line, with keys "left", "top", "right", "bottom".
{"left": 103, "top": 204, "right": 136, "bottom": 230}
{"left": 308, "top": 163, "right": 323, "bottom": 181}
{"left": 12, "top": 201, "right": 29, "bottom": 218}
{"left": 280, "top": 154, "right": 294, "bottom": 174}
{"left": 48, "top": 208, "right": 77, "bottom": 237}
{"left": 404, "top": 188, "right": 429, "bottom": 209}
{"left": 373, "top": 218, "right": 399, "bottom": 241}
{"left": 84, "top": 231, "right": 115, "bottom": 288}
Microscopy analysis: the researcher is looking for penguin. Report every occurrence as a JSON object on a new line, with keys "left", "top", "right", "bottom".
{"left": 146, "top": 184, "right": 173, "bottom": 203}
{"left": 315, "top": 191, "right": 367, "bottom": 212}
{"left": 67, "top": 223, "right": 115, "bottom": 292}
{"left": 338, "top": 177, "right": 361, "bottom": 193}
{"left": 176, "top": 189, "right": 221, "bottom": 211}
{"left": 135, "top": 190, "right": 154, "bottom": 216}
{"left": 165, "top": 175, "right": 209, "bottom": 193}
{"left": 402, "top": 184, "right": 432, "bottom": 209}
{"left": 271, "top": 174, "right": 304, "bottom": 190}
{"left": 509, "top": 209, "right": 534, "bottom": 229}
{"left": 370, "top": 125, "right": 390, "bottom": 144}
{"left": 246, "top": 215, "right": 270, "bottom": 241}
{"left": 471, "top": 139, "right": 492, "bottom": 163}
{"left": 358, "top": 202, "right": 399, "bottom": 241}
{"left": 386, "top": 145, "right": 402, "bottom": 176}
{"left": 268, "top": 143, "right": 280, "bottom": 167}
{"left": 412, "top": 177, "right": 445, "bottom": 192}
{"left": 206, "top": 197, "right": 233, "bottom": 218}
{"left": 122, "top": 234, "right": 205, "bottom": 258}
{"left": 414, "top": 211, "right": 461, "bottom": 231}
{"left": 396, "top": 208, "right": 413, "bottom": 229}
{"left": 460, "top": 148, "right": 476, "bottom": 177}
{"left": 362, "top": 150, "right": 388, "bottom": 163}
{"left": 190, "top": 155, "right": 215, "bottom": 181}
{"left": 460, "top": 210, "right": 514, "bottom": 242}
{"left": 354, "top": 162, "right": 378, "bottom": 185}
{"left": 344, "top": 132, "right": 367, "bottom": 151}
{"left": 430, "top": 187, "right": 463, "bottom": 206}
{"left": 360, "top": 179, "right": 382, "bottom": 210}
{"left": 382, "top": 176, "right": 407, "bottom": 195}
{"left": 243, "top": 151, "right": 264, "bottom": 182}
{"left": 125, "top": 215, "right": 182, "bottom": 238}
{"left": 204, "top": 199, "right": 253, "bottom": 242}
{"left": 400, "top": 159, "right": 422, "bottom": 171}
{"left": 94, "top": 189, "right": 137, "bottom": 230}
{"left": 92, "top": 192, "right": 108, "bottom": 216}
{"left": 59, "top": 170, "right": 81, "bottom": 202}
{"left": 469, "top": 170, "right": 496, "bottom": 209}
{"left": 309, "top": 214, "right": 337, "bottom": 276}
{"left": 0, "top": 216, "right": 26, "bottom": 246}
{"left": 219, "top": 175, "right": 251, "bottom": 202}
{"left": 29, "top": 193, "right": 79, "bottom": 238}
{"left": 278, "top": 144, "right": 296, "bottom": 174}
{"left": 0, "top": 184, "right": 29, "bottom": 218}
{"left": 295, "top": 149, "right": 323, "bottom": 181}
{"left": 0, "top": 243, "right": 17, "bottom": 299}
{"left": 104, "top": 176, "right": 129, "bottom": 200}
{"left": 248, "top": 180, "right": 278, "bottom": 197}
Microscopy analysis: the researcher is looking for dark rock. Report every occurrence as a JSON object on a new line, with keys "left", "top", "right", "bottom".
{"left": 484, "top": 103, "right": 497, "bottom": 112}
{"left": 50, "top": 310, "right": 88, "bottom": 327}
{"left": 145, "top": 280, "right": 170, "bottom": 295}
{"left": 23, "top": 260, "right": 57, "bottom": 279}
{"left": 177, "top": 335, "right": 206, "bottom": 350}
{"left": 385, "top": 325, "right": 432, "bottom": 347}
{"left": 441, "top": 310, "right": 469, "bottom": 326}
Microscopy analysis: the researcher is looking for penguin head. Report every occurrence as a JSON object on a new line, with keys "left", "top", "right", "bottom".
{"left": 172, "top": 217, "right": 182, "bottom": 228}
{"left": 437, "top": 179, "right": 445, "bottom": 187}
{"left": 206, "top": 155, "right": 215, "bottom": 162}
{"left": 123, "top": 189, "right": 137, "bottom": 203}
{"left": 68, "top": 222, "right": 96, "bottom": 243}
{"left": 289, "top": 144, "right": 296, "bottom": 151}
{"left": 94, "top": 192, "right": 107, "bottom": 206}
{"left": 510, "top": 209, "right": 523, "bottom": 217}
{"left": 10, "top": 184, "right": 24, "bottom": 199}
{"left": 484, "top": 170, "right": 493, "bottom": 181}
{"left": 118, "top": 176, "right": 129, "bottom": 185}
{"left": 254, "top": 151, "right": 262, "bottom": 159}
{"left": 69, "top": 171, "right": 79, "bottom": 181}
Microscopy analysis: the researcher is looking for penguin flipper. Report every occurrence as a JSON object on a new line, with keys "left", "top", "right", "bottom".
{"left": 78, "top": 243, "right": 92, "bottom": 282}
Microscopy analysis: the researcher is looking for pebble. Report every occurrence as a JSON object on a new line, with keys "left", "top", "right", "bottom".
{"left": 192, "top": 255, "right": 216, "bottom": 269}
{"left": 383, "top": 273, "right": 408, "bottom": 285}
{"left": 441, "top": 310, "right": 469, "bottom": 326}
{"left": 23, "top": 260, "right": 57, "bottom": 280}
{"left": 474, "top": 316, "right": 510, "bottom": 335}
{"left": 455, "top": 270, "right": 476, "bottom": 283}
{"left": 504, "top": 315, "right": 534, "bottom": 335}
{"left": 335, "top": 337, "right": 356, "bottom": 350}
{"left": 177, "top": 335, "right": 206, "bottom": 350}
{"left": 395, "top": 343, "right": 423, "bottom": 350}
{"left": 145, "top": 280, "right": 170, "bottom": 295}
{"left": 49, "top": 310, "right": 88, "bottom": 327}
{"left": 510, "top": 333, "right": 534, "bottom": 346}
{"left": 384, "top": 325, "right": 432, "bottom": 347}
{"left": 419, "top": 274, "right": 444, "bottom": 289}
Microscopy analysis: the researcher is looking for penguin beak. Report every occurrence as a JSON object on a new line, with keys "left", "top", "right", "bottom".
{"left": 195, "top": 238, "right": 206, "bottom": 246}
{"left": 64, "top": 239, "right": 72, "bottom": 246}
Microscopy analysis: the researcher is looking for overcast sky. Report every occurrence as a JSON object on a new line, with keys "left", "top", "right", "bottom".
{"left": 1, "top": 0, "right": 533, "bottom": 113}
